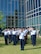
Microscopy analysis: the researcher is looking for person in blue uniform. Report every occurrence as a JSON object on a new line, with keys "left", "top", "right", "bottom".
{"left": 16, "top": 28, "right": 21, "bottom": 43}
{"left": 30, "top": 27, "right": 36, "bottom": 46}
{"left": 23, "top": 28, "right": 29, "bottom": 44}
{"left": 7, "top": 28, "right": 12, "bottom": 43}
{"left": 3, "top": 29, "right": 8, "bottom": 45}
{"left": 12, "top": 28, "right": 17, "bottom": 45}
{"left": 19, "top": 28, "right": 25, "bottom": 50}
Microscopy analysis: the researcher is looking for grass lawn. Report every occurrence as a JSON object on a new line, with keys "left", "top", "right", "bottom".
{"left": 0, "top": 36, "right": 41, "bottom": 54}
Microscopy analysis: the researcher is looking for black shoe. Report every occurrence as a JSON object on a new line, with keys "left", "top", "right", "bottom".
{"left": 21, "top": 49, "right": 24, "bottom": 50}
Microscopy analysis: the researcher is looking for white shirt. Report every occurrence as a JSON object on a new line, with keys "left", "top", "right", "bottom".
{"left": 19, "top": 32, "right": 24, "bottom": 39}
{"left": 7, "top": 30, "right": 11, "bottom": 35}
{"left": 12, "top": 30, "right": 17, "bottom": 35}
{"left": 23, "top": 29, "right": 28, "bottom": 36}
{"left": 30, "top": 30, "right": 36, "bottom": 35}
{"left": 2, "top": 30, "right": 5, "bottom": 33}
{"left": 16, "top": 29, "right": 21, "bottom": 36}
{"left": 4, "top": 31, "right": 8, "bottom": 36}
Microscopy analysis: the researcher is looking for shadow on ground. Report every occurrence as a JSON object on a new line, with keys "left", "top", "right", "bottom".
{"left": 25, "top": 47, "right": 41, "bottom": 50}
{"left": 0, "top": 43, "right": 6, "bottom": 47}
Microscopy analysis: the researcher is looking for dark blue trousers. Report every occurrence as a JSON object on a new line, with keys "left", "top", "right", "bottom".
{"left": 31, "top": 35, "right": 32, "bottom": 43}
{"left": 4, "top": 35, "right": 8, "bottom": 45}
{"left": 13, "top": 35, "right": 16, "bottom": 45}
{"left": 16, "top": 35, "right": 20, "bottom": 44}
{"left": 20, "top": 39, "right": 24, "bottom": 50}
{"left": 32, "top": 35, "right": 36, "bottom": 46}
{"left": 9, "top": 35, "right": 12, "bottom": 43}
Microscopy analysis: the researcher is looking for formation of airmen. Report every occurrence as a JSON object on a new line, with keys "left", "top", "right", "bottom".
{"left": 2, "top": 27, "right": 37, "bottom": 50}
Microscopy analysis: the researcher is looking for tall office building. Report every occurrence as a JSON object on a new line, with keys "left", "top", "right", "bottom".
{"left": 0, "top": 0, "right": 25, "bottom": 28}
{"left": 19, "top": 0, "right": 26, "bottom": 27}
{"left": 26, "top": 0, "right": 41, "bottom": 34}
{"left": 1, "top": 0, "right": 41, "bottom": 34}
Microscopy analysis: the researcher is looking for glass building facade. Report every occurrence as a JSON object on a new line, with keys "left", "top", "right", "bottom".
{"left": 26, "top": 0, "right": 41, "bottom": 35}
{"left": 1, "top": 0, "right": 41, "bottom": 34}
{"left": 0, "top": 0, "right": 25, "bottom": 28}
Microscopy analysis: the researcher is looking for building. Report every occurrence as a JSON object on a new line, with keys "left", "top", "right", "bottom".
{"left": 6, "top": 10, "right": 18, "bottom": 28}
{"left": 0, "top": 0, "right": 26, "bottom": 28}
{"left": 0, "top": 0, "right": 41, "bottom": 35}
{"left": 26, "top": 0, "right": 41, "bottom": 34}
{"left": 19, "top": 0, "right": 26, "bottom": 28}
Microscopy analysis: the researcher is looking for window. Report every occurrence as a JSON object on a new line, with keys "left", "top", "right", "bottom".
{"left": 34, "top": 10, "right": 35, "bottom": 13}
{"left": 33, "top": 0, "right": 35, "bottom": 9}
{"left": 40, "top": 0, "right": 41, "bottom": 6}
{"left": 12, "top": 1, "right": 14, "bottom": 12}
{"left": 1, "top": 0, "right": 3, "bottom": 10}
{"left": 39, "top": 0, "right": 40, "bottom": 6}
{"left": 32, "top": 15, "right": 33, "bottom": 17}
{"left": 8, "top": 0, "right": 11, "bottom": 3}
{"left": 29, "top": 0, "right": 30, "bottom": 11}
{"left": 22, "top": 5, "right": 24, "bottom": 12}
{"left": 34, "top": 14, "right": 36, "bottom": 17}
{"left": 36, "top": 9, "right": 38, "bottom": 12}
{"left": 39, "top": 12, "right": 41, "bottom": 15}
{"left": 19, "top": 3, "right": 21, "bottom": 12}
{"left": 8, "top": 3, "right": 11, "bottom": 12}
{"left": 31, "top": 0, "right": 32, "bottom": 10}
{"left": 36, "top": 0, "right": 38, "bottom": 8}
{"left": 39, "top": 8, "right": 41, "bottom": 11}
{"left": 22, "top": 0, "right": 24, "bottom": 4}
{"left": 15, "top": 1, "right": 17, "bottom": 10}
{"left": 37, "top": 0, "right": 40, "bottom": 7}
{"left": 27, "top": 16, "right": 31, "bottom": 18}
{"left": 27, "top": 1, "right": 29, "bottom": 12}
{"left": 39, "top": 16, "right": 41, "bottom": 24}
{"left": 36, "top": 13, "right": 38, "bottom": 16}
{"left": 34, "top": 17, "right": 38, "bottom": 25}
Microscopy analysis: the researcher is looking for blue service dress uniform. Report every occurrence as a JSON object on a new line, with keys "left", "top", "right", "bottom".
{"left": 8, "top": 30, "right": 12, "bottom": 43}
{"left": 4, "top": 30, "right": 8, "bottom": 45}
{"left": 19, "top": 32, "right": 25, "bottom": 50}
{"left": 30, "top": 30, "right": 36, "bottom": 46}
{"left": 23, "top": 29, "right": 28, "bottom": 44}
{"left": 12, "top": 30, "right": 17, "bottom": 45}
{"left": 16, "top": 29, "right": 21, "bottom": 43}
